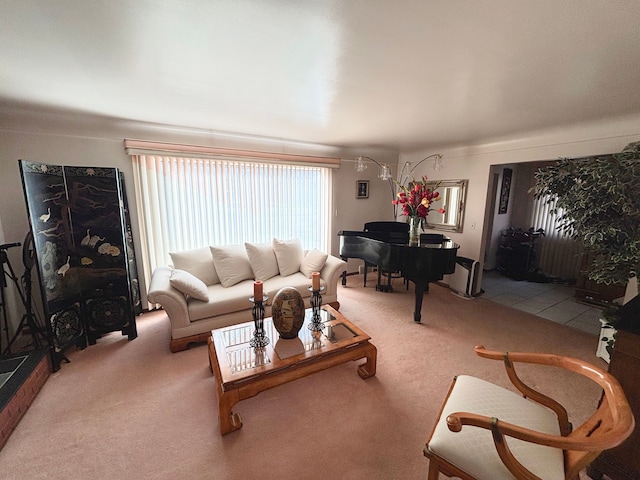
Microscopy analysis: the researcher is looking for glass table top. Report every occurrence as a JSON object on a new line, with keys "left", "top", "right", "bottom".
{"left": 220, "top": 308, "right": 357, "bottom": 374}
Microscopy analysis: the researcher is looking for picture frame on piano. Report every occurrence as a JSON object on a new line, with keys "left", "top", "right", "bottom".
{"left": 356, "top": 180, "right": 369, "bottom": 199}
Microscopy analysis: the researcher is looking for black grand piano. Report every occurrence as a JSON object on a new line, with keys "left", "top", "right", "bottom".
{"left": 338, "top": 221, "right": 459, "bottom": 323}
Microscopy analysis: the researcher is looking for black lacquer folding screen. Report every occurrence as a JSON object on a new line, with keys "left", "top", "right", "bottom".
{"left": 19, "top": 161, "right": 139, "bottom": 370}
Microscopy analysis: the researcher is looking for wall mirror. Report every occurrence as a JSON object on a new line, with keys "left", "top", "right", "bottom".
{"left": 425, "top": 179, "right": 468, "bottom": 233}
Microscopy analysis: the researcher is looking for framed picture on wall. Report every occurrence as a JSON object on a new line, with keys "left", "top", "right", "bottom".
{"left": 498, "top": 168, "right": 512, "bottom": 214}
{"left": 356, "top": 180, "right": 369, "bottom": 199}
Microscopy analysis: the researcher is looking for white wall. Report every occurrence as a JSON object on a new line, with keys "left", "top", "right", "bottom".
{"left": 0, "top": 109, "right": 397, "bottom": 333}
{"left": 0, "top": 213, "right": 23, "bottom": 339}
{"left": 400, "top": 112, "right": 640, "bottom": 289}
{"left": 485, "top": 165, "right": 517, "bottom": 269}
{"left": 333, "top": 154, "right": 400, "bottom": 274}
{"left": 2, "top": 108, "right": 639, "bottom": 333}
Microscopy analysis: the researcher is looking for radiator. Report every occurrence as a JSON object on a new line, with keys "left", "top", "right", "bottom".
{"left": 449, "top": 257, "right": 479, "bottom": 299}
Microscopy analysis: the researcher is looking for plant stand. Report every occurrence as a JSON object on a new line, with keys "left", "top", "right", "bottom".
{"left": 596, "top": 319, "right": 616, "bottom": 364}
{"left": 588, "top": 328, "right": 640, "bottom": 480}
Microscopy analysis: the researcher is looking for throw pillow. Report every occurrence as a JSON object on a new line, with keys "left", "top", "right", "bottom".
{"left": 300, "top": 249, "right": 328, "bottom": 278}
{"left": 245, "top": 242, "right": 280, "bottom": 281}
{"left": 210, "top": 245, "right": 254, "bottom": 287}
{"left": 272, "top": 238, "right": 304, "bottom": 276}
{"left": 169, "top": 247, "right": 219, "bottom": 285}
{"left": 169, "top": 269, "right": 209, "bottom": 301}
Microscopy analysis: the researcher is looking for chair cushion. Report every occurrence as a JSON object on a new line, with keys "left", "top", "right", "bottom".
{"left": 272, "top": 238, "right": 304, "bottom": 276}
{"left": 245, "top": 242, "right": 280, "bottom": 281}
{"left": 169, "top": 269, "right": 209, "bottom": 302}
{"left": 299, "top": 248, "right": 328, "bottom": 278}
{"left": 210, "top": 245, "right": 255, "bottom": 287}
{"left": 427, "top": 375, "right": 565, "bottom": 480}
{"left": 169, "top": 247, "right": 219, "bottom": 286}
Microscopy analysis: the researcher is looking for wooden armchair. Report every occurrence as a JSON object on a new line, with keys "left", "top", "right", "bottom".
{"left": 424, "top": 346, "right": 635, "bottom": 480}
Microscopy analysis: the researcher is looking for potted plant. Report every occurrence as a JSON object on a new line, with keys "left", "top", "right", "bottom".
{"left": 533, "top": 141, "right": 640, "bottom": 355}
{"left": 392, "top": 176, "right": 445, "bottom": 246}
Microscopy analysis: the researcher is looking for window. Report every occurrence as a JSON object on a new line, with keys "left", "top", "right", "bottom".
{"left": 529, "top": 194, "right": 582, "bottom": 280}
{"left": 131, "top": 154, "right": 333, "bottom": 291}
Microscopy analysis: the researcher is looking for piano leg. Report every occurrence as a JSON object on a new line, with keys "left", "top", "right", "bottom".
{"left": 341, "top": 270, "right": 347, "bottom": 286}
{"left": 413, "top": 281, "right": 429, "bottom": 323}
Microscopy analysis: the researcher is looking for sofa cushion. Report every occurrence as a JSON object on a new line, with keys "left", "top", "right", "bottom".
{"left": 187, "top": 280, "right": 255, "bottom": 321}
{"left": 263, "top": 273, "right": 317, "bottom": 302}
{"left": 272, "top": 238, "right": 304, "bottom": 276}
{"left": 169, "top": 269, "right": 209, "bottom": 301}
{"left": 210, "top": 245, "right": 255, "bottom": 287}
{"left": 169, "top": 247, "right": 219, "bottom": 285}
{"left": 245, "top": 242, "right": 280, "bottom": 281}
{"left": 300, "top": 249, "right": 328, "bottom": 278}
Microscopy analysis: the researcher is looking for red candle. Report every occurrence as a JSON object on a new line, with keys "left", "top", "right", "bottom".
{"left": 312, "top": 272, "right": 321, "bottom": 291}
{"left": 254, "top": 280, "right": 263, "bottom": 300}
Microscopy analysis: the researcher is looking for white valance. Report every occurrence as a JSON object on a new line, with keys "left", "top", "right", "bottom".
{"left": 123, "top": 139, "right": 341, "bottom": 168}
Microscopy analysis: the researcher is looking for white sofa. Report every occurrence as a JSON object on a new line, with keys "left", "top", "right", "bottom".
{"left": 147, "top": 239, "right": 347, "bottom": 352}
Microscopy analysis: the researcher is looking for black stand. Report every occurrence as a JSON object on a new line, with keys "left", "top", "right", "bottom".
{"left": 0, "top": 240, "right": 48, "bottom": 355}
{"left": 308, "top": 286, "right": 324, "bottom": 332}
{"left": 249, "top": 295, "right": 269, "bottom": 348}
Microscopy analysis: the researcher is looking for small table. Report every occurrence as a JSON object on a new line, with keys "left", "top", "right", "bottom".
{"left": 207, "top": 305, "right": 377, "bottom": 435}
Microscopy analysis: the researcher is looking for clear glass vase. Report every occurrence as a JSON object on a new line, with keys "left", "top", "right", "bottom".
{"left": 409, "top": 216, "right": 421, "bottom": 246}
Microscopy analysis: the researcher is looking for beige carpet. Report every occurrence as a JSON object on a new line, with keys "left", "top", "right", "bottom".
{"left": 0, "top": 276, "right": 605, "bottom": 480}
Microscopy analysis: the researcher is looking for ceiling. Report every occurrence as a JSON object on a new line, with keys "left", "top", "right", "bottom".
{"left": 2, "top": 0, "right": 640, "bottom": 152}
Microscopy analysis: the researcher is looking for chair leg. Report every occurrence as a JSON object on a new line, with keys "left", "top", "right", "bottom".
{"left": 427, "top": 459, "right": 441, "bottom": 480}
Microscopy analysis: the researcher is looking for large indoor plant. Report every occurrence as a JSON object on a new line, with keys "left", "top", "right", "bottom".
{"left": 533, "top": 141, "right": 640, "bottom": 286}
{"left": 533, "top": 141, "right": 640, "bottom": 352}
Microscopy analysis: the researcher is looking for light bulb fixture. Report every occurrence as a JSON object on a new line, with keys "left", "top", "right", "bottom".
{"left": 355, "top": 156, "right": 392, "bottom": 180}
{"left": 433, "top": 155, "right": 443, "bottom": 171}
{"left": 355, "top": 153, "right": 442, "bottom": 217}
{"left": 400, "top": 153, "right": 443, "bottom": 180}
{"left": 379, "top": 164, "right": 392, "bottom": 180}
{"left": 354, "top": 155, "right": 396, "bottom": 215}
{"left": 355, "top": 156, "right": 368, "bottom": 172}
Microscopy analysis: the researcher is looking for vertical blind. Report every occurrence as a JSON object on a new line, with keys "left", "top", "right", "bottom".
{"left": 530, "top": 194, "right": 583, "bottom": 280}
{"left": 132, "top": 154, "right": 332, "bottom": 291}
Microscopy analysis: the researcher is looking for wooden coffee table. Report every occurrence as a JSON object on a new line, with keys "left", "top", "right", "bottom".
{"left": 207, "top": 304, "right": 377, "bottom": 435}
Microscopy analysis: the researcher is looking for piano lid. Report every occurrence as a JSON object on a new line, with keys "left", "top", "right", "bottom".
{"left": 337, "top": 229, "right": 458, "bottom": 249}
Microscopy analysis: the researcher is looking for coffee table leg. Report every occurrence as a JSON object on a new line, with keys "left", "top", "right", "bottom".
{"left": 357, "top": 343, "right": 377, "bottom": 379}
{"left": 219, "top": 389, "right": 242, "bottom": 435}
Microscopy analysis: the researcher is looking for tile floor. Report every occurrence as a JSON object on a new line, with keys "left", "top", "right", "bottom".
{"left": 480, "top": 270, "right": 604, "bottom": 336}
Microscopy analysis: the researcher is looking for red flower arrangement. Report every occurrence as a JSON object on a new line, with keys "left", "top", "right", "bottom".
{"left": 392, "top": 176, "right": 445, "bottom": 219}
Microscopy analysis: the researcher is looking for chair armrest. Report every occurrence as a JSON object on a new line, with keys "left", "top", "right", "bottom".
{"left": 447, "top": 412, "right": 562, "bottom": 480}
{"left": 147, "top": 266, "right": 190, "bottom": 329}
{"left": 473, "top": 345, "right": 635, "bottom": 450}
{"left": 434, "top": 346, "right": 635, "bottom": 480}
{"left": 447, "top": 411, "right": 578, "bottom": 451}
{"left": 320, "top": 255, "right": 347, "bottom": 296}
{"left": 475, "top": 345, "right": 573, "bottom": 434}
